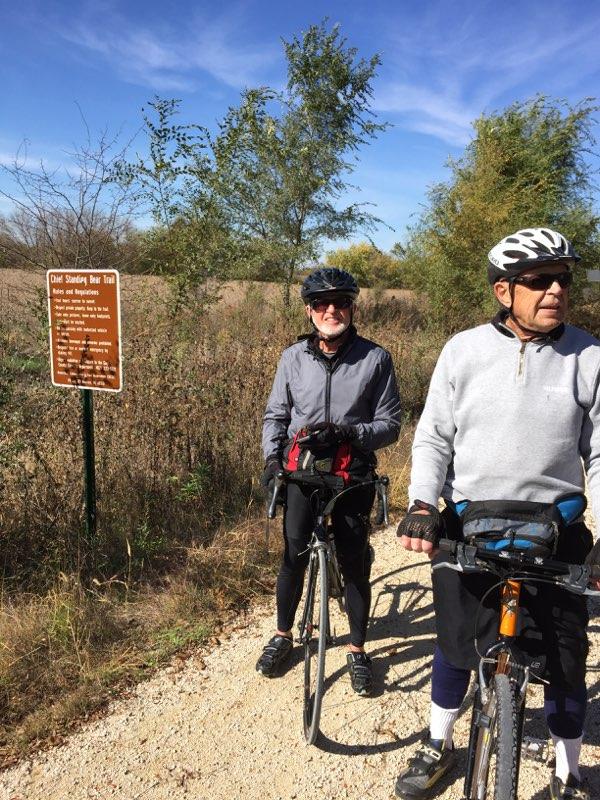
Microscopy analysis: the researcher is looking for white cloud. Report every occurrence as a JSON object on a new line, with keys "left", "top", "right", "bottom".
{"left": 0, "top": 148, "right": 65, "bottom": 173}
{"left": 59, "top": 7, "right": 280, "bottom": 92}
{"left": 374, "top": 1, "right": 600, "bottom": 147}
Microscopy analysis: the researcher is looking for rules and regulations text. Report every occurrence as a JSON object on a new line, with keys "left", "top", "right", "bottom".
{"left": 47, "top": 269, "right": 123, "bottom": 392}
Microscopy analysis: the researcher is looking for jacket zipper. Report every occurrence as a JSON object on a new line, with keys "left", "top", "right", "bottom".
{"left": 517, "top": 341, "right": 527, "bottom": 378}
{"left": 325, "top": 363, "right": 332, "bottom": 422}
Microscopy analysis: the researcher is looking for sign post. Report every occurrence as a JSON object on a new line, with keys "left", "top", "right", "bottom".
{"left": 47, "top": 269, "right": 123, "bottom": 539}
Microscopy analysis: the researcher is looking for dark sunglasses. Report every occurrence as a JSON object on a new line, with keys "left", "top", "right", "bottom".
{"left": 511, "top": 272, "right": 573, "bottom": 291}
{"left": 309, "top": 296, "right": 354, "bottom": 311}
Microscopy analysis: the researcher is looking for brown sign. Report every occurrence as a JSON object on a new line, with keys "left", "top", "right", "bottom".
{"left": 47, "top": 269, "right": 122, "bottom": 392}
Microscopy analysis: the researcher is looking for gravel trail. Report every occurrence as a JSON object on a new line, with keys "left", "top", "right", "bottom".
{"left": 1, "top": 524, "right": 599, "bottom": 800}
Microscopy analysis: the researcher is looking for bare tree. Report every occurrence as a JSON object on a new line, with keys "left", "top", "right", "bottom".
{"left": 0, "top": 124, "right": 137, "bottom": 272}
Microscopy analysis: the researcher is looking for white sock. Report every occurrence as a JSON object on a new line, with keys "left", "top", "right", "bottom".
{"left": 430, "top": 701, "right": 459, "bottom": 748}
{"left": 551, "top": 734, "right": 582, "bottom": 782}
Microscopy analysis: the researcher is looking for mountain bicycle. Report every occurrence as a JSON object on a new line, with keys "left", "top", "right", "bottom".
{"left": 268, "top": 469, "right": 389, "bottom": 744}
{"left": 435, "top": 509, "right": 600, "bottom": 800}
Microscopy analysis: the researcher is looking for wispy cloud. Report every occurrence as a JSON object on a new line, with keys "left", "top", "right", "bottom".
{"left": 374, "top": 0, "right": 600, "bottom": 146}
{"left": 0, "top": 145, "right": 66, "bottom": 173}
{"left": 57, "top": 5, "right": 280, "bottom": 92}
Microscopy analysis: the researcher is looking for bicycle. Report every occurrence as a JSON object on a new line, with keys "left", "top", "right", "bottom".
{"left": 267, "top": 468, "right": 389, "bottom": 744}
{"left": 434, "top": 509, "right": 600, "bottom": 800}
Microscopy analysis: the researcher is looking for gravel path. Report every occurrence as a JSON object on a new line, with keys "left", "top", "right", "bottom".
{"left": 1, "top": 524, "right": 599, "bottom": 800}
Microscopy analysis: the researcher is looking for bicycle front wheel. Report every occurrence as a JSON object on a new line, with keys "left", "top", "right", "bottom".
{"left": 302, "top": 547, "right": 328, "bottom": 745}
{"left": 466, "top": 673, "right": 520, "bottom": 800}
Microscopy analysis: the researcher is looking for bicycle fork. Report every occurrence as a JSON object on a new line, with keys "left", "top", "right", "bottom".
{"left": 464, "top": 580, "right": 528, "bottom": 799}
{"left": 298, "top": 537, "right": 335, "bottom": 647}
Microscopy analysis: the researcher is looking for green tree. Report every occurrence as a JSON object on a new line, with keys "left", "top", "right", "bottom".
{"left": 212, "top": 22, "right": 387, "bottom": 303}
{"left": 401, "top": 96, "right": 600, "bottom": 331}
{"left": 111, "top": 98, "right": 240, "bottom": 301}
{"left": 115, "top": 24, "right": 387, "bottom": 303}
{"left": 325, "top": 241, "right": 403, "bottom": 287}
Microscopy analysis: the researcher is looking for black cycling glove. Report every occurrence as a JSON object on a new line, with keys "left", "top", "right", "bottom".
{"left": 261, "top": 457, "right": 281, "bottom": 489}
{"left": 396, "top": 500, "right": 444, "bottom": 545}
{"left": 302, "top": 422, "right": 357, "bottom": 449}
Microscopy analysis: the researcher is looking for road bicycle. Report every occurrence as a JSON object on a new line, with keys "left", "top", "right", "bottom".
{"left": 435, "top": 514, "right": 600, "bottom": 800}
{"left": 268, "top": 469, "right": 389, "bottom": 744}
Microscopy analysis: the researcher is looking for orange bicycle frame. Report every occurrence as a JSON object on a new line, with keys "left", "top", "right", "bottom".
{"left": 499, "top": 579, "right": 521, "bottom": 636}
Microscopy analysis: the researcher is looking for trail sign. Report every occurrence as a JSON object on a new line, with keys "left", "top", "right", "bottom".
{"left": 47, "top": 269, "right": 123, "bottom": 392}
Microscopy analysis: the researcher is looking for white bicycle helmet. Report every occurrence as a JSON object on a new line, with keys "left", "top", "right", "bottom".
{"left": 487, "top": 228, "right": 580, "bottom": 284}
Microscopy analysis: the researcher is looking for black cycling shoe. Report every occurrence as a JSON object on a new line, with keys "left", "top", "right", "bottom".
{"left": 255, "top": 635, "right": 293, "bottom": 677}
{"left": 549, "top": 773, "right": 589, "bottom": 800}
{"left": 395, "top": 738, "right": 455, "bottom": 799}
{"left": 347, "top": 652, "right": 373, "bottom": 696}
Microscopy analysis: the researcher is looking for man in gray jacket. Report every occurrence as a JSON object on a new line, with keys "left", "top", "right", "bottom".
{"left": 256, "top": 267, "right": 401, "bottom": 695}
{"left": 395, "top": 229, "right": 600, "bottom": 800}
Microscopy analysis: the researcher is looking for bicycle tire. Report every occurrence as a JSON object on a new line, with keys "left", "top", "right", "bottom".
{"left": 466, "top": 673, "right": 520, "bottom": 800}
{"left": 303, "top": 547, "right": 328, "bottom": 744}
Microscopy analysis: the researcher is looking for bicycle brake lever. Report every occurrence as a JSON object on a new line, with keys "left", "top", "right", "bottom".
{"left": 267, "top": 472, "right": 285, "bottom": 519}
{"left": 558, "top": 564, "right": 600, "bottom": 596}
{"left": 380, "top": 477, "right": 389, "bottom": 526}
{"left": 432, "top": 543, "right": 480, "bottom": 573}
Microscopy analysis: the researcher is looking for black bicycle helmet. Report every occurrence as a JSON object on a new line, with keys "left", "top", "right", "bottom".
{"left": 487, "top": 228, "right": 580, "bottom": 284}
{"left": 300, "top": 267, "right": 360, "bottom": 302}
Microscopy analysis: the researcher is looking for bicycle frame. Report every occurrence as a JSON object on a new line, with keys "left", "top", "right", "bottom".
{"left": 435, "top": 539, "right": 600, "bottom": 800}
{"left": 266, "top": 468, "right": 389, "bottom": 743}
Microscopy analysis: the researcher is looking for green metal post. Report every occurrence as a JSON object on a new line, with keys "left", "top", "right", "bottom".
{"left": 81, "top": 388, "right": 97, "bottom": 539}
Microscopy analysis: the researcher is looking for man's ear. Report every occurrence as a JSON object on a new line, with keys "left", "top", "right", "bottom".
{"left": 493, "top": 280, "right": 512, "bottom": 309}
{"left": 305, "top": 304, "right": 312, "bottom": 321}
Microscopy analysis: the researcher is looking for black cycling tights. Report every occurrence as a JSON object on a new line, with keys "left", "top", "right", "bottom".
{"left": 276, "top": 481, "right": 376, "bottom": 648}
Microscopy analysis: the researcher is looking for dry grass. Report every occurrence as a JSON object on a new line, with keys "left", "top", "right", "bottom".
{"left": 0, "top": 268, "right": 438, "bottom": 758}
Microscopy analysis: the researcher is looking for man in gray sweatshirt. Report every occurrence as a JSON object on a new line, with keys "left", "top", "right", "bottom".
{"left": 394, "top": 229, "right": 600, "bottom": 800}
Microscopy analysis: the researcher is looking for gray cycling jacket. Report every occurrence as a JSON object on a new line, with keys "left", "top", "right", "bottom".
{"left": 262, "top": 327, "right": 401, "bottom": 462}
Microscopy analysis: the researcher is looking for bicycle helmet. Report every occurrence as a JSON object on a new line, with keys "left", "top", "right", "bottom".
{"left": 487, "top": 228, "right": 580, "bottom": 285}
{"left": 300, "top": 267, "right": 360, "bottom": 302}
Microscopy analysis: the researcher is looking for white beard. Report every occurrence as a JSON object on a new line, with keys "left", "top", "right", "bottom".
{"left": 313, "top": 318, "right": 350, "bottom": 340}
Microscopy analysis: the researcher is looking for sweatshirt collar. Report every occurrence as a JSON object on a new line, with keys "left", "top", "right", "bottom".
{"left": 491, "top": 309, "right": 565, "bottom": 342}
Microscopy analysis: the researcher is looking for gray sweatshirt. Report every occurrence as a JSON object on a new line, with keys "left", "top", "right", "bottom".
{"left": 262, "top": 329, "right": 401, "bottom": 461}
{"left": 409, "top": 318, "right": 600, "bottom": 533}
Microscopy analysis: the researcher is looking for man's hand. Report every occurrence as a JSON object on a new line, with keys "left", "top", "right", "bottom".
{"left": 397, "top": 500, "right": 444, "bottom": 559}
{"left": 585, "top": 539, "right": 600, "bottom": 590}
{"left": 300, "top": 422, "right": 357, "bottom": 449}
{"left": 261, "top": 457, "right": 281, "bottom": 490}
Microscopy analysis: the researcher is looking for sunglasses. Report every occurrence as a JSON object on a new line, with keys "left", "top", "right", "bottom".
{"left": 309, "top": 296, "right": 354, "bottom": 311}
{"left": 511, "top": 272, "right": 573, "bottom": 291}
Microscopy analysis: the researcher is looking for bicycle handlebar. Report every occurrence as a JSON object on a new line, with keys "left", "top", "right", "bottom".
{"left": 435, "top": 538, "right": 600, "bottom": 596}
{"left": 267, "top": 470, "right": 389, "bottom": 525}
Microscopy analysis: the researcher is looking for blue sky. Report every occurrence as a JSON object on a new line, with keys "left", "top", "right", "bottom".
{"left": 2, "top": 0, "right": 600, "bottom": 253}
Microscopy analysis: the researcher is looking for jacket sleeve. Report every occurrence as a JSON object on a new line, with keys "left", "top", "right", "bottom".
{"left": 354, "top": 350, "right": 402, "bottom": 452}
{"left": 580, "top": 361, "right": 600, "bottom": 540}
{"left": 262, "top": 354, "right": 292, "bottom": 462}
{"left": 408, "top": 341, "right": 456, "bottom": 507}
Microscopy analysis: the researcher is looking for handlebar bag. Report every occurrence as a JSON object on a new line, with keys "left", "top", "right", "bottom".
{"left": 284, "top": 430, "right": 353, "bottom": 484}
{"left": 460, "top": 499, "right": 565, "bottom": 557}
